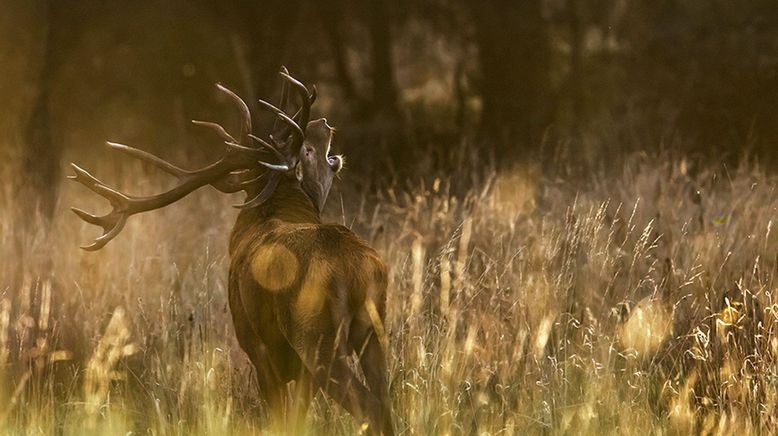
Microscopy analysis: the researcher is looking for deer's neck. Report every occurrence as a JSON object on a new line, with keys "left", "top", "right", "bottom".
{"left": 230, "top": 176, "right": 321, "bottom": 254}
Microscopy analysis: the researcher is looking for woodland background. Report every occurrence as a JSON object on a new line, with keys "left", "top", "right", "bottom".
{"left": 2, "top": 0, "right": 778, "bottom": 219}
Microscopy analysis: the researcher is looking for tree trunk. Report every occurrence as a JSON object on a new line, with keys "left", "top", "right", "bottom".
{"left": 22, "top": 1, "right": 64, "bottom": 220}
{"left": 222, "top": 0, "right": 303, "bottom": 119}
{"left": 567, "top": 0, "right": 583, "bottom": 137}
{"left": 318, "top": 0, "right": 361, "bottom": 105}
{"left": 249, "top": 0, "right": 304, "bottom": 98}
{"left": 471, "top": 0, "right": 551, "bottom": 157}
{"left": 366, "top": 0, "right": 399, "bottom": 118}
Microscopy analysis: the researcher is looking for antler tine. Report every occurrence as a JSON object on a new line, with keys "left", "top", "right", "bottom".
{"left": 248, "top": 133, "right": 286, "bottom": 162}
{"left": 211, "top": 168, "right": 264, "bottom": 193}
{"left": 273, "top": 66, "right": 291, "bottom": 134}
{"left": 73, "top": 208, "right": 128, "bottom": 251}
{"left": 257, "top": 99, "right": 305, "bottom": 140}
{"left": 106, "top": 141, "right": 188, "bottom": 178}
{"left": 191, "top": 120, "right": 238, "bottom": 143}
{"left": 67, "top": 163, "right": 132, "bottom": 251}
{"left": 279, "top": 71, "right": 312, "bottom": 128}
{"left": 233, "top": 172, "right": 281, "bottom": 209}
{"left": 68, "top": 163, "right": 131, "bottom": 204}
{"left": 257, "top": 161, "right": 290, "bottom": 172}
{"left": 108, "top": 140, "right": 265, "bottom": 193}
{"left": 216, "top": 83, "right": 252, "bottom": 145}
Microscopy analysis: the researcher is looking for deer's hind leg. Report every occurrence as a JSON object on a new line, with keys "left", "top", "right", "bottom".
{"left": 278, "top": 305, "right": 390, "bottom": 435}
{"left": 286, "top": 365, "right": 314, "bottom": 434}
{"left": 228, "top": 290, "right": 287, "bottom": 418}
{"left": 230, "top": 273, "right": 308, "bottom": 428}
{"left": 235, "top": 308, "right": 313, "bottom": 433}
{"left": 349, "top": 307, "right": 393, "bottom": 434}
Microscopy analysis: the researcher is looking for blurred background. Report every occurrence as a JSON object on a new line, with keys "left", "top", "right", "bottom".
{"left": 2, "top": 0, "right": 777, "bottom": 220}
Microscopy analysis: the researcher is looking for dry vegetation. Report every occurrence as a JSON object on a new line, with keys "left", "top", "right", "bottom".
{"left": 2, "top": 149, "right": 778, "bottom": 435}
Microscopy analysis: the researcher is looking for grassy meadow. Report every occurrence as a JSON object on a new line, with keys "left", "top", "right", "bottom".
{"left": 1, "top": 147, "right": 778, "bottom": 435}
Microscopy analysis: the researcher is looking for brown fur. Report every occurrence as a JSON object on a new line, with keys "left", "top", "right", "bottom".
{"left": 228, "top": 176, "right": 393, "bottom": 435}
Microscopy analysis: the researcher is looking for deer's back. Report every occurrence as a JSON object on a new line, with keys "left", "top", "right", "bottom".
{"left": 230, "top": 219, "right": 387, "bottom": 332}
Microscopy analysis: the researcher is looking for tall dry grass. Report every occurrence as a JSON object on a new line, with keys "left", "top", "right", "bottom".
{"left": 1, "top": 150, "right": 778, "bottom": 435}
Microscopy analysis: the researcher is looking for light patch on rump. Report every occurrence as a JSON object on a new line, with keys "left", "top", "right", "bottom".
{"left": 356, "top": 256, "right": 380, "bottom": 300}
{"left": 294, "top": 257, "right": 332, "bottom": 326}
{"left": 360, "top": 254, "right": 386, "bottom": 301}
{"left": 251, "top": 243, "right": 299, "bottom": 292}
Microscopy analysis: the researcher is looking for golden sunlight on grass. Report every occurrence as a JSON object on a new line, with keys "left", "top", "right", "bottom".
{"left": 2, "top": 153, "right": 778, "bottom": 434}
{"left": 618, "top": 298, "right": 671, "bottom": 358}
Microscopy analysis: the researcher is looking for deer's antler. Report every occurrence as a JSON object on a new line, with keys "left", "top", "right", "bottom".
{"left": 258, "top": 66, "right": 316, "bottom": 158}
{"left": 70, "top": 72, "right": 305, "bottom": 250}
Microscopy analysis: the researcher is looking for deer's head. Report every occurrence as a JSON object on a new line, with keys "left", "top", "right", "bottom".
{"left": 255, "top": 70, "right": 343, "bottom": 212}
{"left": 296, "top": 119, "right": 343, "bottom": 211}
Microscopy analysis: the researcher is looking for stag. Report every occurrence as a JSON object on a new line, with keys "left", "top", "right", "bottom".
{"left": 69, "top": 68, "right": 394, "bottom": 435}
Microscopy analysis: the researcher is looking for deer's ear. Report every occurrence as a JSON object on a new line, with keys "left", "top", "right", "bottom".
{"left": 295, "top": 162, "right": 303, "bottom": 181}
